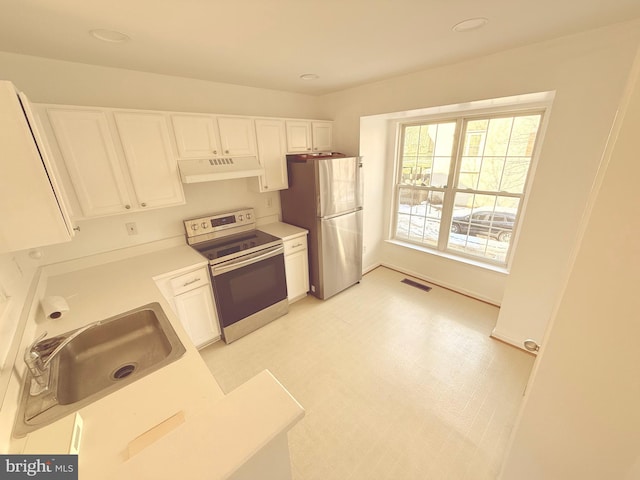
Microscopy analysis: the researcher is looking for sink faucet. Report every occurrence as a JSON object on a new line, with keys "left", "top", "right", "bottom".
{"left": 24, "top": 323, "right": 97, "bottom": 395}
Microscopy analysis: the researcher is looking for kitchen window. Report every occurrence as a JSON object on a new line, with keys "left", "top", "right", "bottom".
{"left": 393, "top": 111, "right": 544, "bottom": 266}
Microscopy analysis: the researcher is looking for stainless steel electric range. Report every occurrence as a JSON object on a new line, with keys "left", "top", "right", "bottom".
{"left": 184, "top": 208, "right": 288, "bottom": 343}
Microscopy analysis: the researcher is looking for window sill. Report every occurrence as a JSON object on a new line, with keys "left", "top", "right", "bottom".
{"left": 385, "top": 239, "right": 510, "bottom": 275}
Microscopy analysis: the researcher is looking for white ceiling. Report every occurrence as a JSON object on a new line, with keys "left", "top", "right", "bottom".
{"left": 1, "top": 0, "right": 640, "bottom": 95}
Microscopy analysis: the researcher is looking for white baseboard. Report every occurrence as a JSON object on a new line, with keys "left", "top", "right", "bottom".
{"left": 379, "top": 262, "right": 500, "bottom": 306}
{"left": 490, "top": 329, "right": 533, "bottom": 353}
{"left": 363, "top": 262, "right": 382, "bottom": 275}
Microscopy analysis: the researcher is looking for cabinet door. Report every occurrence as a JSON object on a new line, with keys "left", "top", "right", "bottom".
{"left": 254, "top": 119, "right": 288, "bottom": 192}
{"left": 0, "top": 85, "right": 73, "bottom": 252}
{"left": 171, "top": 114, "right": 220, "bottom": 158}
{"left": 48, "top": 109, "right": 133, "bottom": 217}
{"left": 174, "top": 285, "right": 221, "bottom": 348}
{"left": 312, "top": 121, "right": 333, "bottom": 152}
{"left": 217, "top": 117, "right": 257, "bottom": 156}
{"left": 285, "top": 120, "right": 312, "bottom": 153}
{"left": 285, "top": 249, "right": 310, "bottom": 302}
{"left": 114, "top": 112, "right": 185, "bottom": 209}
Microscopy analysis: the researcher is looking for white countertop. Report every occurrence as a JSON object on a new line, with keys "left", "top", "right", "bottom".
{"left": 259, "top": 222, "right": 308, "bottom": 240}
{"left": 9, "top": 244, "right": 304, "bottom": 479}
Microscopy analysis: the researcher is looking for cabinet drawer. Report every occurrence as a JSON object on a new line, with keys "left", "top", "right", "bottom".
{"left": 170, "top": 267, "right": 209, "bottom": 296}
{"left": 284, "top": 236, "right": 307, "bottom": 256}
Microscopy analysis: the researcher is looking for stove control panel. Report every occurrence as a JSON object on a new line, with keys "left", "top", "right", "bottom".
{"left": 184, "top": 208, "right": 255, "bottom": 241}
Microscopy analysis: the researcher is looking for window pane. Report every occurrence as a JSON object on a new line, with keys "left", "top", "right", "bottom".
{"left": 418, "top": 124, "right": 437, "bottom": 156}
{"left": 484, "top": 117, "right": 513, "bottom": 156}
{"left": 458, "top": 114, "right": 541, "bottom": 195}
{"left": 400, "top": 157, "right": 432, "bottom": 186}
{"left": 403, "top": 126, "right": 420, "bottom": 156}
{"left": 434, "top": 122, "right": 456, "bottom": 156}
{"left": 431, "top": 157, "right": 451, "bottom": 188}
{"left": 501, "top": 157, "right": 530, "bottom": 193}
{"left": 447, "top": 193, "right": 520, "bottom": 263}
{"left": 458, "top": 156, "right": 481, "bottom": 189}
{"left": 401, "top": 122, "right": 455, "bottom": 188}
{"left": 395, "top": 187, "right": 442, "bottom": 247}
{"left": 477, "top": 156, "right": 505, "bottom": 192}
{"left": 507, "top": 115, "right": 541, "bottom": 156}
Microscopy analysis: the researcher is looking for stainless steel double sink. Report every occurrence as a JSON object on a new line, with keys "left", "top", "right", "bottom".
{"left": 14, "top": 302, "right": 186, "bottom": 437}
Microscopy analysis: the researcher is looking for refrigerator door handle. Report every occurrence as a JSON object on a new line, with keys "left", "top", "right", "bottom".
{"left": 320, "top": 207, "right": 363, "bottom": 220}
{"left": 357, "top": 158, "right": 364, "bottom": 209}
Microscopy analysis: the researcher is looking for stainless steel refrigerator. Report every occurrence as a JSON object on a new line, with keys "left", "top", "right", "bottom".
{"left": 280, "top": 153, "right": 363, "bottom": 300}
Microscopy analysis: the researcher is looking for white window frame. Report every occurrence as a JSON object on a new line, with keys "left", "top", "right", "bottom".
{"left": 390, "top": 105, "right": 549, "bottom": 269}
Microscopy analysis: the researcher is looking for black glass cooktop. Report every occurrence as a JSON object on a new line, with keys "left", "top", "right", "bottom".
{"left": 191, "top": 229, "right": 281, "bottom": 263}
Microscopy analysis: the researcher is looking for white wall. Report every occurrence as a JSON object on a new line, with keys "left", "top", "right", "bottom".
{"left": 500, "top": 46, "right": 640, "bottom": 480}
{"left": 0, "top": 52, "right": 322, "bottom": 118}
{"left": 321, "top": 20, "right": 640, "bottom": 343}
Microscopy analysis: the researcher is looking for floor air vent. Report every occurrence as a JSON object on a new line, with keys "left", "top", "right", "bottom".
{"left": 401, "top": 278, "right": 432, "bottom": 292}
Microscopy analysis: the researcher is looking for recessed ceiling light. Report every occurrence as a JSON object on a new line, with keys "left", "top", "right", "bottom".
{"left": 299, "top": 73, "right": 319, "bottom": 81}
{"left": 452, "top": 17, "right": 489, "bottom": 33}
{"left": 89, "top": 29, "right": 131, "bottom": 43}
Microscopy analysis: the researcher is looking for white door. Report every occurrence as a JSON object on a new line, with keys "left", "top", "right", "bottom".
{"left": 312, "top": 122, "right": 333, "bottom": 152}
{"left": 114, "top": 112, "right": 185, "bottom": 209}
{"left": 285, "top": 121, "right": 312, "bottom": 153}
{"left": 48, "top": 108, "right": 133, "bottom": 217}
{"left": 255, "top": 119, "right": 288, "bottom": 191}
{"left": 174, "top": 285, "right": 220, "bottom": 348}
{"left": 171, "top": 114, "right": 220, "bottom": 158}
{"left": 217, "top": 117, "right": 257, "bottom": 156}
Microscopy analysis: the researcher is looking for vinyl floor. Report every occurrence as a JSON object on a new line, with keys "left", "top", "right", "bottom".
{"left": 200, "top": 266, "right": 534, "bottom": 480}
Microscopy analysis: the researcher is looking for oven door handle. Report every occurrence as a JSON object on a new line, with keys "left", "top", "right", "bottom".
{"left": 211, "top": 245, "right": 284, "bottom": 276}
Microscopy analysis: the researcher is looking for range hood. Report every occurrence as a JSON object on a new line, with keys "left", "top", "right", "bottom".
{"left": 178, "top": 156, "right": 264, "bottom": 183}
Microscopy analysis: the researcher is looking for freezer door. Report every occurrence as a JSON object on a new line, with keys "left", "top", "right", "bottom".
{"left": 317, "top": 156, "right": 362, "bottom": 217}
{"left": 318, "top": 209, "right": 363, "bottom": 299}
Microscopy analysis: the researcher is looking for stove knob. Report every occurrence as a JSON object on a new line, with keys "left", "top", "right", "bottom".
{"left": 201, "top": 222, "right": 208, "bottom": 229}
{"left": 238, "top": 214, "right": 244, "bottom": 221}
{"left": 190, "top": 223, "right": 199, "bottom": 231}
{"left": 246, "top": 212, "right": 252, "bottom": 220}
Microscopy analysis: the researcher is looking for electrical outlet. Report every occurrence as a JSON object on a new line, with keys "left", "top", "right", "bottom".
{"left": 267, "top": 196, "right": 273, "bottom": 208}
{"left": 125, "top": 222, "right": 138, "bottom": 235}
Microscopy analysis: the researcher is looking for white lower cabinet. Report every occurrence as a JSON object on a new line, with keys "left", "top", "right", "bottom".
{"left": 284, "top": 238, "right": 309, "bottom": 303}
{"left": 259, "top": 223, "right": 310, "bottom": 303}
{"left": 155, "top": 266, "right": 221, "bottom": 348}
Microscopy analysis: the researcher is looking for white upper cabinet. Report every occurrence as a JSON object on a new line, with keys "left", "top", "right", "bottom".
{"left": 48, "top": 109, "right": 133, "bottom": 217}
{"left": 250, "top": 119, "right": 288, "bottom": 192}
{"left": 171, "top": 114, "right": 221, "bottom": 158}
{"left": 114, "top": 112, "right": 185, "bottom": 209}
{"left": 47, "top": 107, "right": 184, "bottom": 219}
{"left": 285, "top": 120, "right": 333, "bottom": 153}
{"left": 311, "top": 121, "right": 333, "bottom": 152}
{"left": 171, "top": 114, "right": 256, "bottom": 158}
{"left": 285, "top": 120, "right": 313, "bottom": 153}
{"left": 0, "top": 82, "right": 74, "bottom": 253}
{"left": 217, "top": 117, "right": 257, "bottom": 156}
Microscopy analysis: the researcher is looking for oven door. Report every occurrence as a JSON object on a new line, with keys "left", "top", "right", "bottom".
{"left": 210, "top": 244, "right": 287, "bottom": 329}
